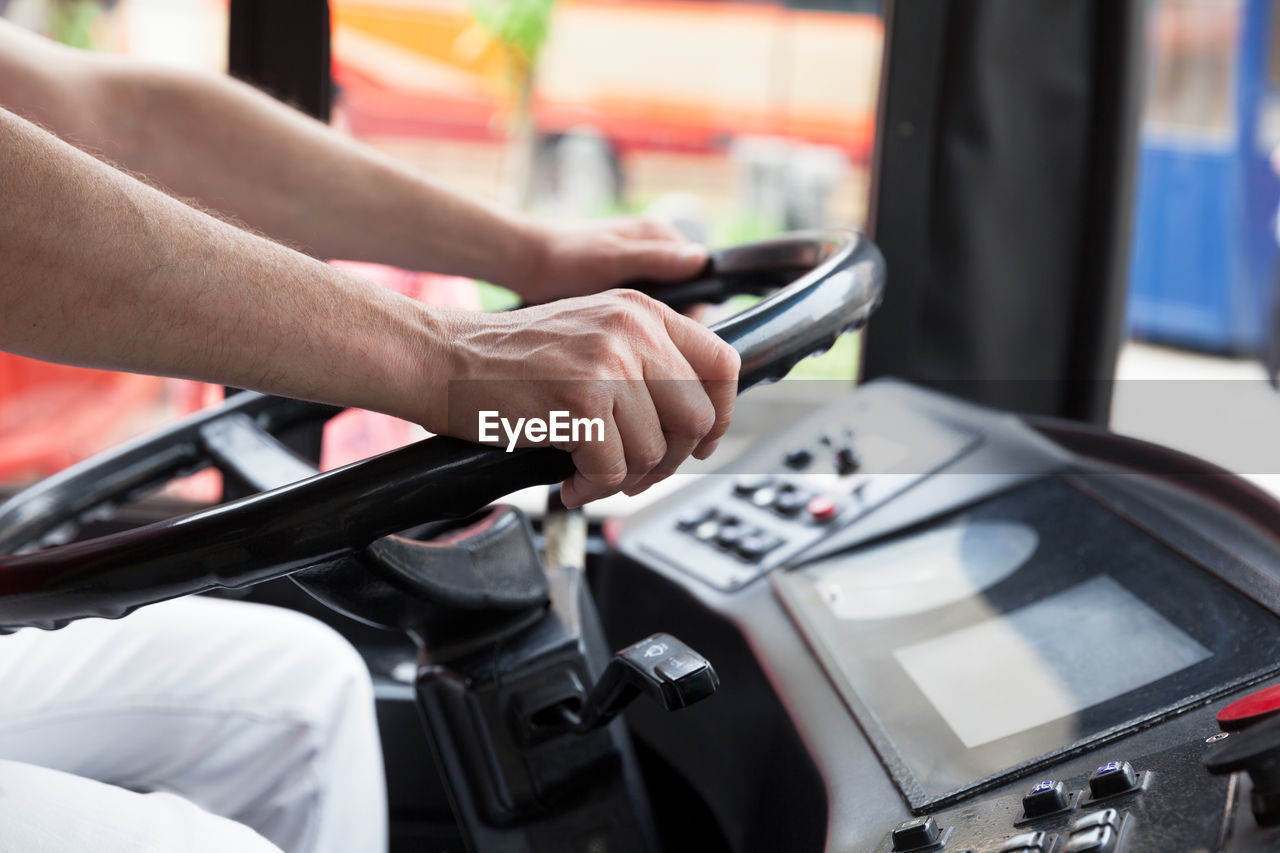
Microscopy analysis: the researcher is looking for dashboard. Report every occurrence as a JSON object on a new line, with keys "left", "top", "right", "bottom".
{"left": 599, "top": 379, "right": 1280, "bottom": 853}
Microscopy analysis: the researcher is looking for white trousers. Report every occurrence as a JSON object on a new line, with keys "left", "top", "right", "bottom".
{"left": 0, "top": 596, "right": 388, "bottom": 853}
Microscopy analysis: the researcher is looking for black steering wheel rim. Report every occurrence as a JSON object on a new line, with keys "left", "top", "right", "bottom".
{"left": 0, "top": 229, "right": 883, "bottom": 630}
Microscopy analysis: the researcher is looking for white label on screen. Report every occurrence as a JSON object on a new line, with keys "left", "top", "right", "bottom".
{"left": 812, "top": 521, "right": 1038, "bottom": 620}
{"left": 893, "top": 575, "right": 1211, "bottom": 749}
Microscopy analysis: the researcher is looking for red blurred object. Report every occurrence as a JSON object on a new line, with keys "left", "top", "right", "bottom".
{"left": 320, "top": 263, "right": 480, "bottom": 471}
{"left": 806, "top": 494, "right": 838, "bottom": 522}
{"left": 1218, "top": 684, "right": 1280, "bottom": 731}
{"left": 0, "top": 357, "right": 217, "bottom": 485}
{"left": 0, "top": 264, "right": 479, "bottom": 491}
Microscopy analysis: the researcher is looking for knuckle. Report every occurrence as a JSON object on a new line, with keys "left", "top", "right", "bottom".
{"left": 575, "top": 382, "right": 614, "bottom": 417}
{"left": 635, "top": 438, "right": 668, "bottom": 471}
{"left": 613, "top": 288, "right": 653, "bottom": 306}
{"left": 713, "top": 402, "right": 735, "bottom": 433}
{"left": 581, "top": 333, "right": 633, "bottom": 378}
{"left": 604, "top": 305, "right": 650, "bottom": 342}
{"left": 598, "top": 462, "right": 629, "bottom": 489}
{"left": 688, "top": 403, "right": 717, "bottom": 437}
{"left": 711, "top": 341, "right": 742, "bottom": 379}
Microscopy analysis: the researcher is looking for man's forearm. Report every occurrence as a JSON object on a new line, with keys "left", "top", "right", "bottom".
{"left": 0, "top": 22, "right": 541, "bottom": 290}
{"left": 0, "top": 106, "right": 450, "bottom": 424}
{"left": 87, "top": 62, "right": 543, "bottom": 285}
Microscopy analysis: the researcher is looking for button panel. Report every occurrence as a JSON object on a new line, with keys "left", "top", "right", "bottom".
{"left": 631, "top": 391, "right": 980, "bottom": 590}
{"left": 673, "top": 508, "right": 786, "bottom": 565}
{"left": 876, "top": 759, "right": 1144, "bottom": 853}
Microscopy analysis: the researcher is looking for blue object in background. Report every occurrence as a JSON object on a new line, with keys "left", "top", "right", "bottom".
{"left": 1128, "top": 0, "right": 1280, "bottom": 354}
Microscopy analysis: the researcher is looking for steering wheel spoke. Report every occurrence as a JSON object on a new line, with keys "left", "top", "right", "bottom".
{"left": 201, "top": 413, "right": 321, "bottom": 492}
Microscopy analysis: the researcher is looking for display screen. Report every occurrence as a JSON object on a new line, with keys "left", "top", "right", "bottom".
{"left": 894, "top": 575, "right": 1211, "bottom": 748}
{"left": 774, "top": 477, "right": 1280, "bottom": 807}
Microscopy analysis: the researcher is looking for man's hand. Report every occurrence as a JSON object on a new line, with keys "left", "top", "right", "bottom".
{"left": 516, "top": 217, "right": 709, "bottom": 303}
{"left": 425, "top": 289, "right": 739, "bottom": 507}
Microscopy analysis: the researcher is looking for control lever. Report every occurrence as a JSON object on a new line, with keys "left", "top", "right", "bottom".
{"left": 1205, "top": 713, "right": 1280, "bottom": 825}
{"left": 551, "top": 633, "right": 720, "bottom": 733}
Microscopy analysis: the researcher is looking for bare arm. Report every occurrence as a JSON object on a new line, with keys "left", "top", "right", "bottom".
{"left": 0, "top": 105, "right": 446, "bottom": 422}
{"left": 0, "top": 106, "right": 738, "bottom": 505}
{"left": 0, "top": 20, "right": 705, "bottom": 300}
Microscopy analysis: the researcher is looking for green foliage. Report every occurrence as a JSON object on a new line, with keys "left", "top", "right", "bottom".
{"left": 51, "top": 0, "right": 102, "bottom": 49}
{"left": 466, "top": 0, "right": 556, "bottom": 69}
{"left": 475, "top": 281, "right": 522, "bottom": 312}
{"left": 712, "top": 212, "right": 781, "bottom": 247}
{"left": 786, "top": 329, "right": 861, "bottom": 380}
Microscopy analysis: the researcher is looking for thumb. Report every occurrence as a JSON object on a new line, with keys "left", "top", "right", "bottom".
{"left": 621, "top": 241, "right": 709, "bottom": 283}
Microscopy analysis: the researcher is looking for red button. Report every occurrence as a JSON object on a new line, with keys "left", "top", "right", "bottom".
{"left": 1218, "top": 684, "right": 1280, "bottom": 731}
{"left": 806, "top": 495, "right": 838, "bottom": 522}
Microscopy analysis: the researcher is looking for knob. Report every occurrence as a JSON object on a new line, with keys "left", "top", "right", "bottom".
{"left": 784, "top": 448, "right": 813, "bottom": 469}
{"left": 1204, "top": 713, "right": 1280, "bottom": 825}
{"left": 835, "top": 445, "right": 861, "bottom": 475}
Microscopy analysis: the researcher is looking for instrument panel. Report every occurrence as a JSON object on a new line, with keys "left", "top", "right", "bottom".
{"left": 610, "top": 380, "right": 1280, "bottom": 852}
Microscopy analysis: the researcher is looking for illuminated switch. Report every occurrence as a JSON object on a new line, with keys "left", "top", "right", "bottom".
{"left": 751, "top": 487, "right": 778, "bottom": 508}
{"left": 773, "top": 485, "right": 807, "bottom": 516}
{"left": 1022, "top": 779, "right": 1069, "bottom": 819}
{"left": 693, "top": 519, "right": 719, "bottom": 542}
{"left": 806, "top": 495, "right": 839, "bottom": 523}
{"left": 1088, "top": 761, "right": 1138, "bottom": 799}
{"left": 714, "top": 521, "right": 749, "bottom": 550}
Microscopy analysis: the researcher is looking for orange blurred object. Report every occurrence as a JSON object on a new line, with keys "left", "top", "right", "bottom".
{"left": 331, "top": 0, "right": 882, "bottom": 163}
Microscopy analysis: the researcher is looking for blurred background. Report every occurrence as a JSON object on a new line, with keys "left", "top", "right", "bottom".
{"left": 5, "top": 0, "right": 1280, "bottom": 502}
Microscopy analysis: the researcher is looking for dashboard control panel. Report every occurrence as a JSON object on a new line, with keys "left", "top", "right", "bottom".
{"left": 612, "top": 380, "right": 1280, "bottom": 853}
{"left": 635, "top": 389, "right": 979, "bottom": 590}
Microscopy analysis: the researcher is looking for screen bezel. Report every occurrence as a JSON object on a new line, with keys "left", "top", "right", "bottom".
{"left": 774, "top": 475, "right": 1280, "bottom": 809}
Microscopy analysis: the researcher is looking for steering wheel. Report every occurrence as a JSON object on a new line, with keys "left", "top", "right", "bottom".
{"left": 0, "top": 229, "right": 883, "bottom": 631}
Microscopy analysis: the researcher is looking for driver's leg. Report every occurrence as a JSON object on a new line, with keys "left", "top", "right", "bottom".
{"left": 0, "top": 758, "right": 284, "bottom": 853}
{"left": 0, "top": 595, "right": 386, "bottom": 853}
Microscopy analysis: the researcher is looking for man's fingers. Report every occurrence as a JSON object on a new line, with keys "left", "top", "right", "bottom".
{"left": 626, "top": 378, "right": 715, "bottom": 496}
{"left": 616, "top": 215, "right": 687, "bottom": 243}
{"left": 659, "top": 309, "right": 739, "bottom": 457}
{"left": 560, "top": 420, "right": 626, "bottom": 508}
{"left": 615, "top": 240, "right": 708, "bottom": 283}
{"left": 611, "top": 387, "right": 666, "bottom": 494}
